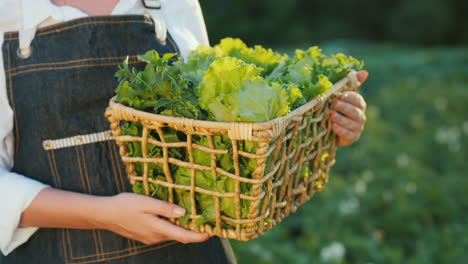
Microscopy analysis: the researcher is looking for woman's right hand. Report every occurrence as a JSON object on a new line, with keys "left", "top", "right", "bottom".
{"left": 96, "top": 192, "right": 210, "bottom": 245}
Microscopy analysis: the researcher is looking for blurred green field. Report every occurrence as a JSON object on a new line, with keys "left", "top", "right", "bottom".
{"left": 230, "top": 42, "right": 468, "bottom": 264}
{"left": 1, "top": 43, "right": 467, "bottom": 264}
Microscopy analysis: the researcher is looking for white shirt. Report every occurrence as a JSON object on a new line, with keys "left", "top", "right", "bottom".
{"left": 0, "top": 0, "right": 209, "bottom": 256}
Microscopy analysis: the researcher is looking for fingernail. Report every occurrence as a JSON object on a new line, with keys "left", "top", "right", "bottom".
{"left": 173, "top": 207, "right": 186, "bottom": 216}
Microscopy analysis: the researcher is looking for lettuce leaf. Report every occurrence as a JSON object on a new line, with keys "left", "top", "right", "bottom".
{"left": 236, "top": 79, "right": 290, "bottom": 122}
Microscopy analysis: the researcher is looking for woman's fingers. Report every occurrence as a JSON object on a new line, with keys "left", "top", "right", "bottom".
{"left": 332, "top": 123, "right": 360, "bottom": 146}
{"left": 331, "top": 90, "right": 367, "bottom": 146}
{"left": 330, "top": 111, "right": 363, "bottom": 132}
{"left": 150, "top": 217, "right": 210, "bottom": 244}
{"left": 333, "top": 100, "right": 366, "bottom": 124}
{"left": 338, "top": 91, "right": 367, "bottom": 111}
{"left": 356, "top": 70, "right": 368, "bottom": 84}
{"left": 139, "top": 195, "right": 187, "bottom": 218}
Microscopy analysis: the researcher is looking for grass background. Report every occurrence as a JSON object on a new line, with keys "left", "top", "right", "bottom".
{"left": 230, "top": 42, "right": 468, "bottom": 263}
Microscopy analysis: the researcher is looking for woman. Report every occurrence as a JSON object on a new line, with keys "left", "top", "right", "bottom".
{"left": 0, "top": 0, "right": 368, "bottom": 263}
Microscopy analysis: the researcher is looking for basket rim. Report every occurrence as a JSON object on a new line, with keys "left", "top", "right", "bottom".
{"left": 106, "top": 70, "right": 360, "bottom": 137}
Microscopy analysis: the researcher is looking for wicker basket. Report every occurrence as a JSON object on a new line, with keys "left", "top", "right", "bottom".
{"left": 105, "top": 70, "right": 361, "bottom": 241}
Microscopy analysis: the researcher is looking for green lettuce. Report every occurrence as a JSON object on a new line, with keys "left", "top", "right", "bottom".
{"left": 114, "top": 38, "right": 364, "bottom": 229}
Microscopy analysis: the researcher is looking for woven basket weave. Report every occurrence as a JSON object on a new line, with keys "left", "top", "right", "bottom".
{"left": 105, "top": 70, "right": 361, "bottom": 241}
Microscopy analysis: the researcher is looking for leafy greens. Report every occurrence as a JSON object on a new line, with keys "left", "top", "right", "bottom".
{"left": 114, "top": 38, "right": 363, "bottom": 228}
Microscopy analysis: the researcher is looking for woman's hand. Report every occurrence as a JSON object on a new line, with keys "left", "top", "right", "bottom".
{"left": 20, "top": 188, "right": 210, "bottom": 245}
{"left": 97, "top": 192, "right": 210, "bottom": 245}
{"left": 331, "top": 71, "right": 369, "bottom": 146}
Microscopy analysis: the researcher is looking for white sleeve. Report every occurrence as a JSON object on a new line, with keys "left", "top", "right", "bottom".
{"left": 0, "top": 33, "right": 49, "bottom": 256}
{"left": 161, "top": 0, "right": 210, "bottom": 60}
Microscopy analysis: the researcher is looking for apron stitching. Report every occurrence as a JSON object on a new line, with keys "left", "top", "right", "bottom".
{"left": 131, "top": 240, "right": 138, "bottom": 254}
{"left": 64, "top": 239, "right": 177, "bottom": 260}
{"left": 66, "top": 230, "right": 74, "bottom": 260}
{"left": 112, "top": 143, "right": 128, "bottom": 196}
{"left": 65, "top": 242, "right": 159, "bottom": 260}
{"left": 127, "top": 239, "right": 134, "bottom": 254}
{"left": 96, "top": 231, "right": 105, "bottom": 261}
{"left": 46, "top": 151, "right": 59, "bottom": 187}
{"left": 78, "top": 144, "right": 104, "bottom": 260}
{"left": 6, "top": 55, "right": 138, "bottom": 73}
{"left": 52, "top": 153, "right": 73, "bottom": 263}
{"left": 4, "top": 20, "right": 153, "bottom": 41}
{"left": 79, "top": 145, "right": 104, "bottom": 261}
{"left": 66, "top": 241, "right": 178, "bottom": 264}
{"left": 91, "top": 231, "right": 102, "bottom": 261}
{"left": 79, "top": 145, "right": 93, "bottom": 193}
{"left": 75, "top": 147, "right": 88, "bottom": 193}
{"left": 62, "top": 229, "right": 71, "bottom": 264}
{"left": 4, "top": 15, "right": 152, "bottom": 36}
{"left": 106, "top": 140, "right": 122, "bottom": 193}
{"left": 107, "top": 140, "right": 136, "bottom": 253}
{"left": 107, "top": 141, "right": 136, "bottom": 252}
{"left": 48, "top": 152, "right": 69, "bottom": 263}
{"left": 111, "top": 142, "right": 145, "bottom": 253}
{"left": 37, "top": 20, "right": 153, "bottom": 36}
{"left": 6, "top": 42, "right": 20, "bottom": 154}
{"left": 71, "top": 146, "right": 100, "bottom": 261}
{"left": 10, "top": 59, "right": 142, "bottom": 77}
{"left": 51, "top": 150, "right": 62, "bottom": 187}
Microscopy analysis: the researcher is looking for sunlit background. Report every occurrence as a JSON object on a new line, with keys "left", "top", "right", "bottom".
{"left": 200, "top": 0, "right": 468, "bottom": 263}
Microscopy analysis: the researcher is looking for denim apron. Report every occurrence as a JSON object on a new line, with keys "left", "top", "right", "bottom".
{"left": 1, "top": 13, "right": 236, "bottom": 264}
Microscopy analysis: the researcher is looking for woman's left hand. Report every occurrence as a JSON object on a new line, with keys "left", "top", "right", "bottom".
{"left": 330, "top": 70, "right": 369, "bottom": 146}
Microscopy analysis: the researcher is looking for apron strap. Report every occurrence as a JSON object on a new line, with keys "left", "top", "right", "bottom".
{"left": 142, "top": 0, "right": 167, "bottom": 45}
{"left": 17, "top": 27, "right": 35, "bottom": 58}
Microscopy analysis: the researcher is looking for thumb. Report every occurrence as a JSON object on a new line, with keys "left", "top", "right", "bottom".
{"left": 356, "top": 70, "right": 369, "bottom": 84}
{"left": 141, "top": 196, "right": 186, "bottom": 218}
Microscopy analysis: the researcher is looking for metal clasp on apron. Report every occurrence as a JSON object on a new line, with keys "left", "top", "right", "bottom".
{"left": 142, "top": 0, "right": 161, "bottom": 9}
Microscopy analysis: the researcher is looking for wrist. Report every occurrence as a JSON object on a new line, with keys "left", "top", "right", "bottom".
{"left": 88, "top": 195, "right": 113, "bottom": 230}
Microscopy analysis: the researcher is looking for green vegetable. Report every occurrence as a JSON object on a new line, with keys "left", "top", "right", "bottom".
{"left": 114, "top": 38, "right": 363, "bottom": 229}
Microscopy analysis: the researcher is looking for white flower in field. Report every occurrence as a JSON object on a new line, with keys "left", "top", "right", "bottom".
{"left": 396, "top": 153, "right": 410, "bottom": 168}
{"left": 320, "top": 241, "right": 346, "bottom": 262}
{"left": 463, "top": 121, "right": 468, "bottom": 136}
{"left": 435, "top": 128, "right": 448, "bottom": 144}
{"left": 405, "top": 182, "right": 417, "bottom": 194}
{"left": 434, "top": 96, "right": 447, "bottom": 111}
{"left": 435, "top": 126, "right": 461, "bottom": 152}
{"left": 354, "top": 180, "right": 367, "bottom": 195}
{"left": 338, "top": 197, "right": 359, "bottom": 215}
{"left": 447, "top": 127, "right": 461, "bottom": 152}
